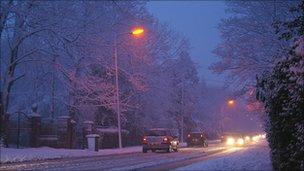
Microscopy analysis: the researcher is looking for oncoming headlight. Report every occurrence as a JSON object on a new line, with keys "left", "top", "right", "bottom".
{"left": 252, "top": 136, "right": 259, "bottom": 142}
{"left": 226, "top": 137, "right": 235, "bottom": 145}
{"left": 237, "top": 138, "right": 244, "bottom": 145}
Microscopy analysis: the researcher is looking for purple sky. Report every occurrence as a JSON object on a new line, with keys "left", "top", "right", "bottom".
{"left": 147, "top": 1, "right": 227, "bottom": 86}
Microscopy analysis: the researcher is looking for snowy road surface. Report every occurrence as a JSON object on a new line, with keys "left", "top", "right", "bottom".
{"left": 176, "top": 141, "right": 272, "bottom": 171}
{"left": 0, "top": 142, "right": 269, "bottom": 170}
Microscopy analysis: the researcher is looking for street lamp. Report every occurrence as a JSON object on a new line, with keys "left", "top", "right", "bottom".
{"left": 227, "top": 99, "right": 235, "bottom": 107}
{"left": 114, "top": 27, "right": 144, "bottom": 148}
{"left": 131, "top": 28, "right": 144, "bottom": 35}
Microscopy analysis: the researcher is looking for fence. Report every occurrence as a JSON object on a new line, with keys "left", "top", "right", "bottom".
{"left": 7, "top": 113, "right": 77, "bottom": 149}
{"left": 6, "top": 113, "right": 134, "bottom": 149}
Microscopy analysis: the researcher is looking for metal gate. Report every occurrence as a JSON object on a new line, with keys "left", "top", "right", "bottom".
{"left": 8, "top": 111, "right": 31, "bottom": 148}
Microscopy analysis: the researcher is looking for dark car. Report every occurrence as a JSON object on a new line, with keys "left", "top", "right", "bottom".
{"left": 186, "top": 132, "right": 208, "bottom": 147}
{"left": 142, "top": 128, "right": 179, "bottom": 153}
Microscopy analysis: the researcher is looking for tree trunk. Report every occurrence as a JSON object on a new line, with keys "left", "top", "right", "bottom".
{"left": 1, "top": 2, "right": 23, "bottom": 146}
{"left": 0, "top": 0, "right": 13, "bottom": 147}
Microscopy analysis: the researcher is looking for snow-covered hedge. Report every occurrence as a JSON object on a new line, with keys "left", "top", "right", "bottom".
{"left": 256, "top": 36, "right": 304, "bottom": 170}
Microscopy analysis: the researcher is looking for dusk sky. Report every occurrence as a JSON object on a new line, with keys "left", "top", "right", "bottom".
{"left": 148, "top": 1, "right": 227, "bottom": 86}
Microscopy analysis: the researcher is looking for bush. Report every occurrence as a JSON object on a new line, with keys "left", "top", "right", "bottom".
{"left": 256, "top": 38, "right": 304, "bottom": 170}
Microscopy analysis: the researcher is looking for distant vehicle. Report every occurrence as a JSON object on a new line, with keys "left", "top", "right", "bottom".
{"left": 220, "top": 132, "right": 245, "bottom": 146}
{"left": 186, "top": 132, "right": 208, "bottom": 147}
{"left": 142, "top": 128, "right": 179, "bottom": 153}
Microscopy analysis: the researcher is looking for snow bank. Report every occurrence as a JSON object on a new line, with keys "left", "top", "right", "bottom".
{"left": 176, "top": 141, "right": 272, "bottom": 171}
{"left": 0, "top": 146, "right": 141, "bottom": 163}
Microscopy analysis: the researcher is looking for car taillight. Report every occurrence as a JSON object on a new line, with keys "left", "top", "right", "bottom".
{"left": 187, "top": 134, "right": 191, "bottom": 138}
{"left": 162, "top": 137, "right": 170, "bottom": 144}
{"left": 142, "top": 137, "right": 147, "bottom": 144}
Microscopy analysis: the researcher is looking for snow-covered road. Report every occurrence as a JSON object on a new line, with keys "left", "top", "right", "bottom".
{"left": 176, "top": 141, "right": 272, "bottom": 171}
{"left": 0, "top": 144, "right": 222, "bottom": 170}
{"left": 0, "top": 142, "right": 269, "bottom": 170}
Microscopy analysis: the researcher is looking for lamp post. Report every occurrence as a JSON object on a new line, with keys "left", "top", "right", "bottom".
{"left": 114, "top": 27, "right": 144, "bottom": 148}
{"left": 180, "top": 82, "right": 184, "bottom": 143}
{"left": 219, "top": 99, "right": 236, "bottom": 133}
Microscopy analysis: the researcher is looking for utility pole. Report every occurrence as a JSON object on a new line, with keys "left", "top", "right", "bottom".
{"left": 181, "top": 82, "right": 184, "bottom": 143}
{"left": 114, "top": 34, "right": 122, "bottom": 149}
{"left": 51, "top": 55, "right": 56, "bottom": 120}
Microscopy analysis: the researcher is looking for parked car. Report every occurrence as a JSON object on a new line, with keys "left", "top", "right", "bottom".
{"left": 142, "top": 128, "right": 179, "bottom": 153}
{"left": 186, "top": 132, "right": 208, "bottom": 147}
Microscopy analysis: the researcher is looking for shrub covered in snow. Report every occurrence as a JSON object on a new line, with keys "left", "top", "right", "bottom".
{"left": 256, "top": 37, "right": 304, "bottom": 170}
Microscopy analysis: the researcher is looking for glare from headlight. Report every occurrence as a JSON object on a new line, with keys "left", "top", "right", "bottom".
{"left": 245, "top": 136, "right": 250, "bottom": 141}
{"left": 237, "top": 138, "right": 244, "bottom": 145}
{"left": 171, "top": 141, "right": 177, "bottom": 145}
{"left": 261, "top": 134, "right": 266, "bottom": 139}
{"left": 252, "top": 136, "right": 259, "bottom": 142}
{"left": 226, "top": 137, "right": 235, "bottom": 145}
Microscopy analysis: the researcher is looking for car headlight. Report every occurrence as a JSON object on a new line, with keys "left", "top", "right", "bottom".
{"left": 237, "top": 138, "right": 244, "bottom": 145}
{"left": 252, "top": 136, "right": 259, "bottom": 142}
{"left": 226, "top": 137, "right": 235, "bottom": 145}
{"left": 245, "top": 136, "right": 250, "bottom": 141}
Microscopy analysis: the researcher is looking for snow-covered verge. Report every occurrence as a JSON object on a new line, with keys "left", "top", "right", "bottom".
{"left": 176, "top": 141, "right": 272, "bottom": 171}
{"left": 0, "top": 146, "right": 141, "bottom": 163}
{"left": 0, "top": 140, "right": 218, "bottom": 164}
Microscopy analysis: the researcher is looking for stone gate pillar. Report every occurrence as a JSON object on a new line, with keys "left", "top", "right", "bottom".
{"left": 58, "top": 116, "right": 76, "bottom": 149}
{"left": 82, "top": 121, "right": 94, "bottom": 149}
{"left": 28, "top": 104, "right": 41, "bottom": 147}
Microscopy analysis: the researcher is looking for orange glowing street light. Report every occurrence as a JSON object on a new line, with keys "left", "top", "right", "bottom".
{"left": 227, "top": 100, "right": 235, "bottom": 106}
{"left": 114, "top": 27, "right": 145, "bottom": 149}
{"left": 131, "top": 28, "right": 144, "bottom": 35}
